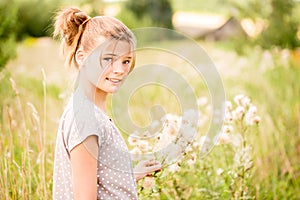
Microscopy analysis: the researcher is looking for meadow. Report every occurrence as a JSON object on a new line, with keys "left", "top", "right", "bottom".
{"left": 0, "top": 37, "right": 299, "bottom": 199}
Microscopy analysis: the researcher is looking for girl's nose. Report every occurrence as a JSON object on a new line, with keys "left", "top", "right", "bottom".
{"left": 112, "top": 61, "right": 125, "bottom": 74}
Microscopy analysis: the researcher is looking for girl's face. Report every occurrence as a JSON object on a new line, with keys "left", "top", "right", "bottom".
{"left": 83, "top": 39, "right": 134, "bottom": 94}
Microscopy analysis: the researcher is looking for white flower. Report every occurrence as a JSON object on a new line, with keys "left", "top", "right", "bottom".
{"left": 153, "top": 131, "right": 176, "bottom": 152}
{"left": 157, "top": 142, "right": 183, "bottom": 164}
{"left": 222, "top": 125, "right": 234, "bottom": 134}
{"left": 128, "top": 134, "right": 139, "bottom": 146}
{"left": 232, "top": 106, "right": 245, "bottom": 120}
{"left": 225, "top": 100, "right": 233, "bottom": 111}
{"left": 248, "top": 105, "right": 257, "bottom": 114}
{"left": 182, "top": 109, "right": 198, "bottom": 126}
{"left": 179, "top": 123, "right": 197, "bottom": 143}
{"left": 234, "top": 145, "right": 253, "bottom": 170}
{"left": 252, "top": 116, "right": 261, "bottom": 124}
{"left": 234, "top": 94, "right": 250, "bottom": 106}
{"left": 245, "top": 105, "right": 260, "bottom": 125}
{"left": 142, "top": 177, "right": 156, "bottom": 190}
{"left": 234, "top": 94, "right": 244, "bottom": 105}
{"left": 137, "top": 140, "right": 152, "bottom": 153}
{"left": 216, "top": 168, "right": 224, "bottom": 175}
{"left": 154, "top": 132, "right": 163, "bottom": 141}
{"left": 187, "top": 153, "right": 197, "bottom": 166}
{"left": 129, "top": 147, "right": 142, "bottom": 161}
{"left": 224, "top": 111, "right": 233, "bottom": 123}
{"left": 216, "top": 132, "right": 231, "bottom": 145}
{"left": 192, "top": 140, "right": 200, "bottom": 148}
{"left": 184, "top": 145, "right": 193, "bottom": 153}
{"left": 161, "top": 114, "right": 181, "bottom": 136}
{"left": 167, "top": 162, "right": 181, "bottom": 173}
{"left": 231, "top": 133, "right": 243, "bottom": 147}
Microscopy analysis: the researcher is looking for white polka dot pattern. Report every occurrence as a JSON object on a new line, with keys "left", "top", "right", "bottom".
{"left": 53, "top": 89, "right": 138, "bottom": 200}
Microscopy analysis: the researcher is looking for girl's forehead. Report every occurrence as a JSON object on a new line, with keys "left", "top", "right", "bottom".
{"left": 102, "top": 39, "right": 134, "bottom": 56}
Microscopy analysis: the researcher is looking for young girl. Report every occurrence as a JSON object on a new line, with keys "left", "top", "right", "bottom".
{"left": 53, "top": 7, "right": 161, "bottom": 200}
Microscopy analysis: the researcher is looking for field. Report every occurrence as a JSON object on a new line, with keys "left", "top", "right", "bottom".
{"left": 0, "top": 36, "right": 299, "bottom": 199}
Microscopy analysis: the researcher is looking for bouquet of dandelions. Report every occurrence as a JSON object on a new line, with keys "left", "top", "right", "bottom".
{"left": 128, "top": 94, "right": 260, "bottom": 198}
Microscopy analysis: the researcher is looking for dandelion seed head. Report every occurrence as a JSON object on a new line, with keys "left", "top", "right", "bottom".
{"left": 129, "top": 147, "right": 142, "bottom": 161}
{"left": 216, "top": 168, "right": 224, "bottom": 175}
{"left": 252, "top": 116, "right": 261, "bottom": 124}
{"left": 184, "top": 145, "right": 193, "bottom": 153}
{"left": 222, "top": 125, "right": 234, "bottom": 134}
{"left": 128, "top": 134, "right": 139, "bottom": 146}
{"left": 137, "top": 140, "right": 152, "bottom": 153}
{"left": 230, "top": 133, "right": 243, "bottom": 147}
{"left": 225, "top": 101, "right": 233, "bottom": 111}
{"left": 167, "top": 162, "right": 181, "bottom": 173}
{"left": 179, "top": 123, "right": 197, "bottom": 143}
{"left": 182, "top": 109, "right": 198, "bottom": 126}
{"left": 217, "top": 132, "right": 231, "bottom": 145}
{"left": 187, "top": 153, "right": 197, "bottom": 166}
{"left": 142, "top": 177, "right": 156, "bottom": 190}
{"left": 232, "top": 106, "right": 245, "bottom": 120}
{"left": 162, "top": 114, "right": 181, "bottom": 136}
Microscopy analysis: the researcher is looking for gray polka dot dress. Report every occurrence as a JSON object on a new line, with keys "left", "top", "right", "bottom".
{"left": 53, "top": 88, "right": 138, "bottom": 200}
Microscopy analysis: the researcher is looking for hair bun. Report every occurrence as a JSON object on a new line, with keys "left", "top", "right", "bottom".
{"left": 54, "top": 7, "right": 89, "bottom": 46}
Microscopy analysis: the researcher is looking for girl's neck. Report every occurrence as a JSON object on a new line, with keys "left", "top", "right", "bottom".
{"left": 77, "top": 71, "right": 107, "bottom": 112}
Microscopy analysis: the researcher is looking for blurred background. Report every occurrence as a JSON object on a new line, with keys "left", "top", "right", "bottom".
{"left": 0, "top": 0, "right": 299, "bottom": 199}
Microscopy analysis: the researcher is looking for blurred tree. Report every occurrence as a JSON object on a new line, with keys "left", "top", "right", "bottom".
{"left": 227, "top": 0, "right": 299, "bottom": 49}
{"left": 258, "top": 0, "right": 299, "bottom": 49}
{"left": 0, "top": 0, "right": 18, "bottom": 70}
{"left": 119, "top": 0, "right": 173, "bottom": 29}
{"left": 16, "top": 0, "right": 61, "bottom": 39}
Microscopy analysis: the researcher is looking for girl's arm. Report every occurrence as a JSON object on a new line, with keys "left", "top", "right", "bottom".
{"left": 70, "top": 135, "right": 98, "bottom": 200}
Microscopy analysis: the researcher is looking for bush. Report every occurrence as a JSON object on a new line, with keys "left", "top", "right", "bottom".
{"left": 227, "top": 0, "right": 299, "bottom": 50}
{"left": 118, "top": 0, "right": 173, "bottom": 29}
{"left": 258, "top": 0, "right": 299, "bottom": 49}
{"left": 16, "top": 0, "right": 62, "bottom": 39}
{"left": 0, "top": 0, "right": 18, "bottom": 70}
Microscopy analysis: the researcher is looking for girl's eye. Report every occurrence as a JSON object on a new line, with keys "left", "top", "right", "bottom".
{"left": 123, "top": 60, "right": 131, "bottom": 65}
{"left": 103, "top": 57, "right": 113, "bottom": 63}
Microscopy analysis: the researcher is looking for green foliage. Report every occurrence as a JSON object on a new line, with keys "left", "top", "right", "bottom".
{"left": 227, "top": 0, "right": 299, "bottom": 49}
{"left": 16, "top": 0, "right": 61, "bottom": 39}
{"left": 117, "top": 8, "right": 154, "bottom": 30}
{"left": 118, "top": 0, "right": 173, "bottom": 29}
{"left": 258, "top": 0, "right": 299, "bottom": 49}
{"left": 0, "top": 0, "right": 18, "bottom": 70}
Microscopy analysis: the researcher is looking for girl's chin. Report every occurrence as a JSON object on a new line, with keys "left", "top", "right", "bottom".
{"left": 98, "top": 86, "right": 120, "bottom": 94}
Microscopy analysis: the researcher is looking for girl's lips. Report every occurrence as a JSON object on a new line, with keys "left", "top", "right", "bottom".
{"left": 106, "top": 77, "right": 122, "bottom": 83}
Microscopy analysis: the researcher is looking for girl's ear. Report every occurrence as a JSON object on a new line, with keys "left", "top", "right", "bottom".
{"left": 75, "top": 49, "right": 85, "bottom": 67}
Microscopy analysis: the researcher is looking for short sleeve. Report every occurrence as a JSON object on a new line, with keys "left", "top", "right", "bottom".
{"left": 62, "top": 91, "right": 108, "bottom": 154}
{"left": 67, "top": 114, "right": 102, "bottom": 153}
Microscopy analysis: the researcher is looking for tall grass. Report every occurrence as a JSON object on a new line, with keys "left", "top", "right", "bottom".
{"left": 0, "top": 68, "right": 61, "bottom": 199}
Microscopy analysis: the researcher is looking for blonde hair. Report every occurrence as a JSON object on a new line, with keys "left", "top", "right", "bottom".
{"left": 53, "top": 7, "right": 136, "bottom": 69}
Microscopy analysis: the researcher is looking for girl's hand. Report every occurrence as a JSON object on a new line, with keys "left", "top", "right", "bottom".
{"left": 134, "top": 159, "right": 162, "bottom": 182}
